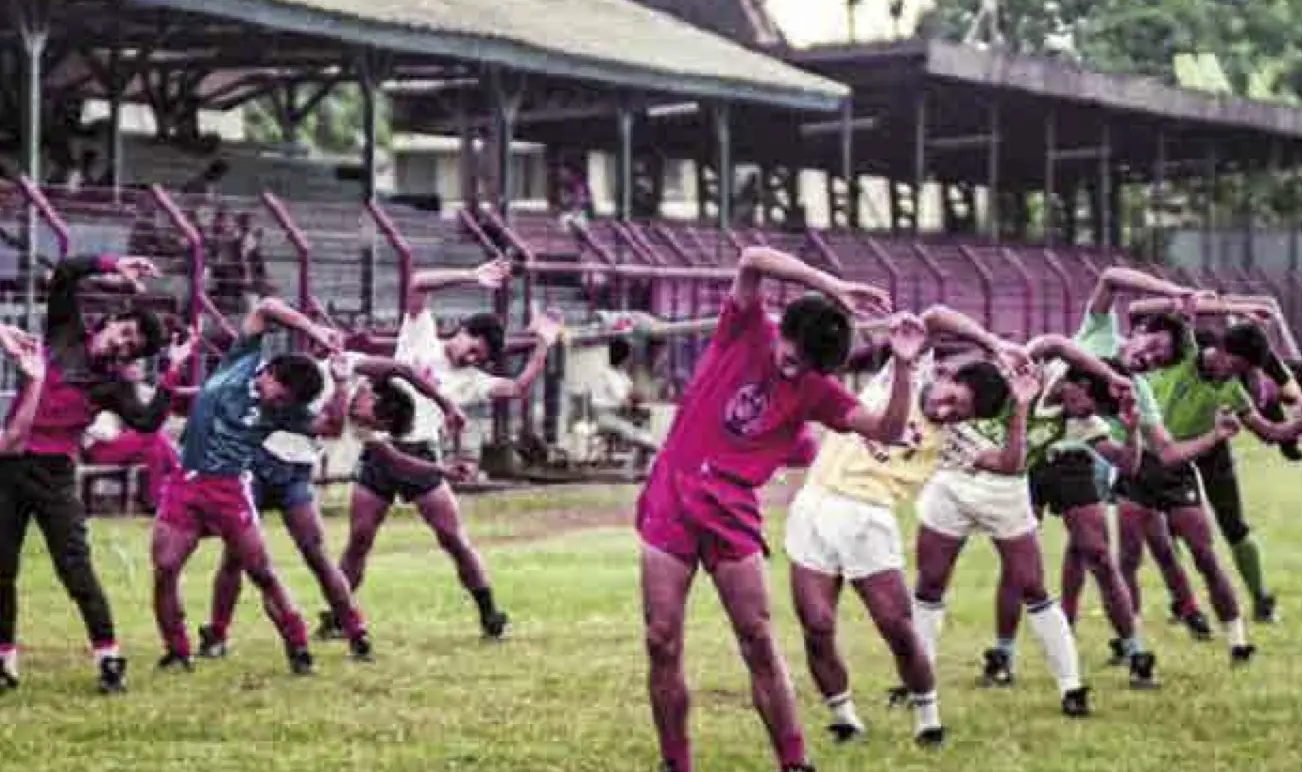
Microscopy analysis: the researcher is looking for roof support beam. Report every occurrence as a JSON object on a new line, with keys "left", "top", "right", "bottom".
{"left": 15, "top": 0, "right": 47, "bottom": 329}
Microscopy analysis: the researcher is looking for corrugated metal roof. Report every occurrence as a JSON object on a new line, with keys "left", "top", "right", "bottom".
{"left": 129, "top": 0, "right": 847, "bottom": 110}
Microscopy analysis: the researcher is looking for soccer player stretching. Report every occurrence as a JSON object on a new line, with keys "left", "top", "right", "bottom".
{"left": 325, "top": 257, "right": 560, "bottom": 641}
{"left": 152, "top": 296, "right": 341, "bottom": 674}
{"left": 638, "top": 246, "right": 908, "bottom": 772}
{"left": 199, "top": 348, "right": 463, "bottom": 661}
{"left": 0, "top": 254, "right": 181, "bottom": 693}
{"left": 786, "top": 305, "right": 1034, "bottom": 746}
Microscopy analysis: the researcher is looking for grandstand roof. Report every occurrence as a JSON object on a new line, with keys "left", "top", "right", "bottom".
{"left": 113, "top": 0, "right": 847, "bottom": 110}
{"left": 631, "top": 0, "right": 786, "bottom": 48}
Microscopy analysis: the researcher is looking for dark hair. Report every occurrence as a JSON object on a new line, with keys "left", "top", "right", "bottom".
{"left": 1222, "top": 323, "right": 1272, "bottom": 369}
{"left": 1134, "top": 313, "right": 1189, "bottom": 366}
{"left": 105, "top": 309, "right": 167, "bottom": 358}
{"left": 460, "top": 312, "right": 505, "bottom": 364}
{"left": 779, "top": 294, "right": 852, "bottom": 375}
{"left": 1064, "top": 365, "right": 1120, "bottom": 416}
{"left": 609, "top": 338, "right": 632, "bottom": 367}
{"left": 265, "top": 353, "right": 324, "bottom": 405}
{"left": 372, "top": 378, "right": 415, "bottom": 437}
{"left": 953, "top": 360, "right": 1010, "bottom": 420}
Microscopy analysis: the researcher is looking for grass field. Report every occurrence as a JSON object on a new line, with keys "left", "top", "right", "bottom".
{"left": 2, "top": 443, "right": 1301, "bottom": 772}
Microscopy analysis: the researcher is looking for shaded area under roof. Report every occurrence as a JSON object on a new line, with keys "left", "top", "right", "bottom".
{"left": 112, "top": 0, "right": 847, "bottom": 110}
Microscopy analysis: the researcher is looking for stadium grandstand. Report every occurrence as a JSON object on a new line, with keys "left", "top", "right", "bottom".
{"left": 2, "top": 0, "right": 1301, "bottom": 494}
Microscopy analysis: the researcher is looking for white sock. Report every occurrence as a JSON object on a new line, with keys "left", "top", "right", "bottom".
{"left": 92, "top": 644, "right": 120, "bottom": 664}
{"left": 1225, "top": 618, "right": 1248, "bottom": 648}
{"left": 1027, "top": 600, "right": 1082, "bottom": 695}
{"left": 0, "top": 647, "right": 17, "bottom": 678}
{"left": 912, "top": 690, "right": 942, "bottom": 734}
{"left": 825, "top": 691, "right": 864, "bottom": 730}
{"left": 912, "top": 597, "right": 945, "bottom": 666}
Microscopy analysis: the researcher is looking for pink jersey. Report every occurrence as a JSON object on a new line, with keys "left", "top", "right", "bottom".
{"left": 656, "top": 296, "right": 859, "bottom": 488}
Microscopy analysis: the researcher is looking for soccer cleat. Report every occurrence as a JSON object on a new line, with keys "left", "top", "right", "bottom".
{"left": 481, "top": 610, "right": 510, "bottom": 640}
{"left": 1061, "top": 686, "right": 1091, "bottom": 718}
{"left": 827, "top": 719, "right": 865, "bottom": 743}
{"left": 780, "top": 765, "right": 816, "bottom": 772}
{"left": 1253, "top": 595, "right": 1278, "bottom": 624}
{"left": 657, "top": 762, "right": 680, "bottom": 772}
{"left": 1107, "top": 638, "right": 1128, "bottom": 667}
{"left": 315, "top": 610, "right": 344, "bottom": 641}
{"left": 157, "top": 651, "right": 194, "bottom": 672}
{"left": 197, "top": 625, "right": 228, "bottom": 659}
{"left": 1181, "top": 610, "right": 1214, "bottom": 641}
{"left": 0, "top": 662, "right": 17, "bottom": 691}
{"left": 1230, "top": 645, "right": 1257, "bottom": 666}
{"left": 979, "top": 648, "right": 1015, "bottom": 688}
{"left": 1128, "top": 652, "right": 1159, "bottom": 690}
{"left": 287, "top": 647, "right": 315, "bottom": 676}
{"left": 914, "top": 726, "right": 946, "bottom": 748}
{"left": 349, "top": 632, "right": 374, "bottom": 663}
{"left": 97, "top": 656, "right": 128, "bottom": 694}
{"left": 885, "top": 685, "right": 911, "bottom": 709}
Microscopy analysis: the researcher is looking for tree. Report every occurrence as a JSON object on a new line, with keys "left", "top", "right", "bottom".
{"left": 244, "top": 83, "right": 391, "bottom": 157}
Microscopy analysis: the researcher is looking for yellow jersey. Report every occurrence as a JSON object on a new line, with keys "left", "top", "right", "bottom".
{"left": 806, "top": 353, "right": 946, "bottom": 509}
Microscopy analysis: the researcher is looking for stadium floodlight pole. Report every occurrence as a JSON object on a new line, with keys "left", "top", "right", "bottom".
{"left": 987, "top": 100, "right": 1000, "bottom": 242}
{"left": 616, "top": 103, "right": 634, "bottom": 221}
{"left": 18, "top": 10, "right": 47, "bottom": 332}
{"left": 714, "top": 102, "right": 733, "bottom": 235}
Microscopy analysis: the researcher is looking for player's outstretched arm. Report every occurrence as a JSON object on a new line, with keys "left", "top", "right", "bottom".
{"left": 1088, "top": 266, "right": 1193, "bottom": 317}
{"left": 920, "top": 305, "right": 1019, "bottom": 364}
{"left": 485, "top": 313, "right": 563, "bottom": 401}
{"left": 0, "top": 331, "right": 44, "bottom": 452}
{"left": 308, "top": 357, "right": 353, "bottom": 438}
{"left": 1093, "top": 400, "right": 1144, "bottom": 477}
{"left": 1145, "top": 412, "right": 1239, "bottom": 467}
{"left": 351, "top": 355, "right": 468, "bottom": 435}
{"left": 90, "top": 327, "right": 198, "bottom": 434}
{"left": 1239, "top": 402, "right": 1302, "bottom": 444}
{"left": 364, "top": 440, "right": 477, "bottom": 483}
{"left": 243, "top": 296, "right": 341, "bottom": 352}
{"left": 1027, "top": 334, "right": 1132, "bottom": 397}
{"left": 732, "top": 246, "right": 890, "bottom": 317}
{"left": 841, "top": 314, "right": 926, "bottom": 443}
{"left": 407, "top": 258, "right": 511, "bottom": 317}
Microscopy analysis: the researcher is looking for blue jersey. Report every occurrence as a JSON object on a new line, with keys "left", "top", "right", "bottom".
{"left": 180, "top": 334, "right": 311, "bottom": 476}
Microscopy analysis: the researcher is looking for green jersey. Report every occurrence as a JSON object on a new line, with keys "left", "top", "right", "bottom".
{"left": 947, "top": 399, "right": 1065, "bottom": 473}
{"left": 1146, "top": 334, "right": 1252, "bottom": 441}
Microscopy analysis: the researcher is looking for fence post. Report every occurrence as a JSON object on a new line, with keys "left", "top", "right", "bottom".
{"left": 150, "top": 185, "right": 203, "bottom": 384}
{"left": 262, "top": 192, "right": 313, "bottom": 350}
{"left": 365, "top": 200, "right": 412, "bottom": 322}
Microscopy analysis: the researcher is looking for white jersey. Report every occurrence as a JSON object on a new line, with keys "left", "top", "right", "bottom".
{"left": 261, "top": 353, "right": 361, "bottom": 465}
{"left": 393, "top": 309, "right": 497, "bottom": 443}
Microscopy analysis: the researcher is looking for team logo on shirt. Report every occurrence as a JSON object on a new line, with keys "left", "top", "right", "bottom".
{"left": 723, "top": 382, "right": 769, "bottom": 437}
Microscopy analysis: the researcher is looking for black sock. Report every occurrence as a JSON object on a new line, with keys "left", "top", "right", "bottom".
{"left": 471, "top": 587, "right": 497, "bottom": 620}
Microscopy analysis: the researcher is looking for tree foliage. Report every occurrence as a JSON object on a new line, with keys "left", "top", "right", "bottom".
{"left": 244, "top": 83, "right": 392, "bottom": 156}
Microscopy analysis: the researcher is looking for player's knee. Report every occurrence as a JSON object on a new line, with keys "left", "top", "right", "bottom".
{"left": 1075, "top": 540, "right": 1111, "bottom": 569}
{"left": 876, "top": 613, "right": 916, "bottom": 658}
{"left": 645, "top": 619, "right": 685, "bottom": 666}
{"left": 733, "top": 616, "right": 779, "bottom": 669}
{"left": 434, "top": 526, "right": 471, "bottom": 556}
{"left": 799, "top": 613, "right": 837, "bottom": 653}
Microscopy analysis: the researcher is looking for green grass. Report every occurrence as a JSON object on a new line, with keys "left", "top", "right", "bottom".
{"left": 1, "top": 448, "right": 1301, "bottom": 771}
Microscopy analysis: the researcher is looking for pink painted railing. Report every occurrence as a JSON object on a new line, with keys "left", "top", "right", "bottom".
{"left": 15, "top": 176, "right": 70, "bottom": 258}
{"left": 149, "top": 185, "right": 203, "bottom": 383}
{"left": 365, "top": 200, "right": 413, "bottom": 320}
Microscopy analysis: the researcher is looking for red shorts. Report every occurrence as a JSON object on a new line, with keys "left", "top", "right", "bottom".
{"left": 157, "top": 471, "right": 259, "bottom": 540}
{"left": 635, "top": 462, "right": 767, "bottom": 573}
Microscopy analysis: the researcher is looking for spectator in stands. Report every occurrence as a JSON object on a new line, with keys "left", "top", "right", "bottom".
{"left": 590, "top": 338, "right": 658, "bottom": 466}
{"left": 557, "top": 164, "right": 592, "bottom": 227}
{"left": 81, "top": 360, "right": 181, "bottom": 513}
{"left": 64, "top": 149, "right": 102, "bottom": 192}
{"left": 183, "top": 158, "right": 230, "bottom": 198}
{"left": 235, "top": 212, "right": 269, "bottom": 297}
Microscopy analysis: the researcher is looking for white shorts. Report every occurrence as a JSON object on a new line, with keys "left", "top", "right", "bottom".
{"left": 785, "top": 484, "right": 904, "bottom": 580}
{"left": 918, "top": 468, "right": 1037, "bottom": 541}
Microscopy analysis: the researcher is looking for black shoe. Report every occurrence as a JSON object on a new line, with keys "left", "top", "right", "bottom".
{"left": 1182, "top": 610, "right": 1214, "bottom": 641}
{"left": 657, "top": 762, "right": 681, "bottom": 772}
{"left": 481, "top": 610, "right": 510, "bottom": 640}
{"left": 1253, "top": 595, "right": 1278, "bottom": 624}
{"left": 157, "top": 651, "right": 194, "bottom": 672}
{"left": 1061, "top": 686, "right": 1090, "bottom": 717}
{"left": 97, "top": 656, "right": 128, "bottom": 694}
{"left": 287, "top": 647, "right": 314, "bottom": 676}
{"left": 315, "top": 611, "right": 344, "bottom": 641}
{"left": 827, "top": 720, "right": 865, "bottom": 743}
{"left": 0, "top": 661, "right": 18, "bottom": 691}
{"left": 1107, "top": 638, "right": 1128, "bottom": 667}
{"left": 197, "top": 625, "right": 227, "bottom": 659}
{"left": 914, "top": 726, "right": 946, "bottom": 748}
{"left": 349, "top": 632, "right": 374, "bottom": 662}
{"left": 1167, "top": 601, "right": 1182, "bottom": 625}
{"left": 1128, "top": 652, "right": 1159, "bottom": 690}
{"left": 885, "top": 685, "right": 911, "bottom": 709}
{"left": 979, "top": 648, "right": 1014, "bottom": 688}
{"left": 1231, "top": 644, "right": 1256, "bottom": 666}
{"left": 781, "top": 766, "right": 816, "bottom": 772}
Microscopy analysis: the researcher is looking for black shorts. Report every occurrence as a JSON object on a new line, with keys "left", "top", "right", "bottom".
{"left": 353, "top": 441, "right": 444, "bottom": 505}
{"left": 1113, "top": 452, "right": 1202, "bottom": 512}
{"left": 1029, "top": 450, "right": 1104, "bottom": 516}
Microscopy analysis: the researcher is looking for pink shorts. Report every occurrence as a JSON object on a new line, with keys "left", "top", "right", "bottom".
{"left": 636, "top": 462, "right": 767, "bottom": 573}
{"left": 157, "top": 471, "right": 259, "bottom": 541}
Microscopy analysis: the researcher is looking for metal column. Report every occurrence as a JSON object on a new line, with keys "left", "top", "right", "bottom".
{"left": 1202, "top": 143, "right": 1217, "bottom": 272}
{"left": 987, "top": 101, "right": 1000, "bottom": 242}
{"left": 913, "top": 92, "right": 927, "bottom": 234}
{"left": 1151, "top": 131, "right": 1166, "bottom": 262}
{"left": 1044, "top": 111, "right": 1056, "bottom": 247}
{"left": 21, "top": 14, "right": 47, "bottom": 330}
{"left": 359, "top": 62, "right": 379, "bottom": 203}
{"left": 714, "top": 103, "right": 732, "bottom": 230}
{"left": 615, "top": 105, "right": 634, "bottom": 220}
{"left": 840, "top": 97, "right": 854, "bottom": 226}
{"left": 1097, "top": 123, "right": 1112, "bottom": 251}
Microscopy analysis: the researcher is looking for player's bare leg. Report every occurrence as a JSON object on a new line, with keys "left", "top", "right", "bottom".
{"left": 713, "top": 554, "right": 812, "bottom": 770}
{"left": 225, "top": 521, "right": 314, "bottom": 675}
{"left": 642, "top": 544, "right": 696, "bottom": 772}
{"left": 323, "top": 486, "right": 390, "bottom": 639}
{"left": 413, "top": 482, "right": 506, "bottom": 638}
{"left": 151, "top": 519, "right": 202, "bottom": 671}
{"left": 282, "top": 502, "right": 371, "bottom": 657}
{"left": 1167, "top": 505, "right": 1254, "bottom": 665}
{"left": 790, "top": 566, "right": 862, "bottom": 741}
{"left": 1116, "top": 500, "right": 1209, "bottom": 639}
